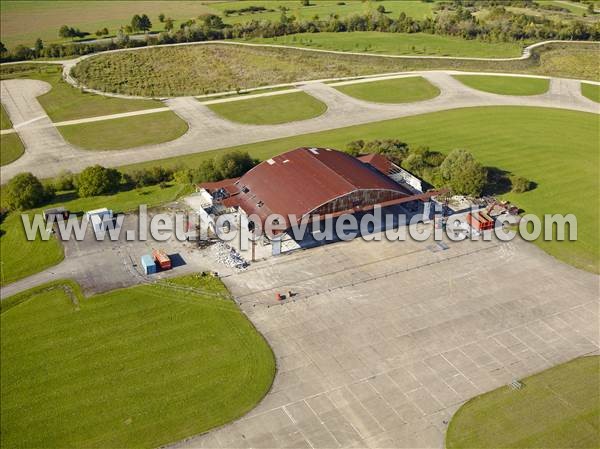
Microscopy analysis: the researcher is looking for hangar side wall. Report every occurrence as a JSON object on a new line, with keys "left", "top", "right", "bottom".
{"left": 309, "top": 189, "right": 405, "bottom": 216}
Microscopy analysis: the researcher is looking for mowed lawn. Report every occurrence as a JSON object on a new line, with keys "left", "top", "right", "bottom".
{"left": 1, "top": 277, "right": 275, "bottom": 449}
{"left": 0, "top": 133, "right": 25, "bottom": 166}
{"left": 446, "top": 356, "right": 600, "bottom": 449}
{"left": 207, "top": 91, "right": 327, "bottom": 125}
{"left": 240, "top": 31, "right": 524, "bottom": 58}
{"left": 123, "top": 106, "right": 599, "bottom": 273}
{"left": 58, "top": 111, "right": 188, "bottom": 150}
{"left": 0, "top": 183, "right": 188, "bottom": 286}
{"left": 453, "top": 75, "right": 550, "bottom": 95}
{"left": 1, "top": 64, "right": 162, "bottom": 122}
{"left": 334, "top": 76, "right": 440, "bottom": 103}
{"left": 581, "top": 82, "right": 600, "bottom": 102}
{"left": 1, "top": 104, "right": 12, "bottom": 129}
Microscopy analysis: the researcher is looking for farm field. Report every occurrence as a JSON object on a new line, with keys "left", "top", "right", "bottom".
{"left": 238, "top": 32, "right": 524, "bottom": 58}
{"left": 446, "top": 356, "right": 600, "bottom": 449}
{"left": 58, "top": 111, "right": 188, "bottom": 150}
{"left": 453, "top": 75, "right": 550, "bottom": 95}
{"left": 122, "top": 106, "right": 599, "bottom": 273}
{"left": 0, "top": 133, "right": 24, "bottom": 166}
{"left": 207, "top": 91, "right": 327, "bottom": 125}
{"left": 0, "top": 1, "right": 434, "bottom": 50}
{"left": 0, "top": 64, "right": 162, "bottom": 122}
{"left": 334, "top": 76, "right": 440, "bottom": 103}
{"left": 0, "top": 182, "right": 188, "bottom": 285}
{"left": 582, "top": 82, "right": 600, "bottom": 102}
{"left": 0, "top": 104, "right": 12, "bottom": 129}
{"left": 68, "top": 42, "right": 600, "bottom": 99}
{"left": 0, "top": 277, "right": 275, "bottom": 448}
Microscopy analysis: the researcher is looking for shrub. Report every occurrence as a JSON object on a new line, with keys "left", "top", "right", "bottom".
{"left": 216, "top": 151, "right": 256, "bottom": 179}
{"left": 440, "top": 149, "right": 487, "bottom": 196}
{"left": 5, "top": 172, "right": 54, "bottom": 211}
{"left": 510, "top": 175, "right": 532, "bottom": 193}
{"left": 345, "top": 139, "right": 365, "bottom": 156}
{"left": 76, "top": 165, "right": 122, "bottom": 197}
{"left": 130, "top": 166, "right": 173, "bottom": 187}
{"left": 54, "top": 170, "right": 75, "bottom": 191}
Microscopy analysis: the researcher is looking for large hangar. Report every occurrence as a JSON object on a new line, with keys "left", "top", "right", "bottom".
{"left": 201, "top": 147, "right": 436, "bottom": 234}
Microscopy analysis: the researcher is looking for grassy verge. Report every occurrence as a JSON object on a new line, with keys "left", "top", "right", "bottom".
{"left": 446, "top": 356, "right": 599, "bottom": 449}
{"left": 0, "top": 64, "right": 162, "bottom": 122}
{"left": 453, "top": 75, "right": 550, "bottom": 95}
{"left": 334, "top": 76, "right": 440, "bottom": 103}
{"left": 0, "top": 277, "right": 275, "bottom": 449}
{"left": 238, "top": 32, "right": 524, "bottom": 58}
{"left": 120, "top": 106, "right": 599, "bottom": 273}
{"left": 0, "top": 133, "right": 24, "bottom": 166}
{"left": 58, "top": 111, "right": 188, "bottom": 150}
{"left": 581, "top": 82, "right": 600, "bottom": 102}
{"left": 207, "top": 91, "right": 327, "bottom": 125}
{"left": 69, "top": 42, "right": 600, "bottom": 98}
{"left": 0, "top": 183, "right": 188, "bottom": 286}
{"left": 0, "top": 105, "right": 12, "bottom": 129}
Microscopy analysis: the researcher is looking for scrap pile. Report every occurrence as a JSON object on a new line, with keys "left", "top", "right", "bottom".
{"left": 211, "top": 242, "right": 248, "bottom": 270}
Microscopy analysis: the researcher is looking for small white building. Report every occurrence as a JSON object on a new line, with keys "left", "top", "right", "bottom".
{"left": 86, "top": 208, "right": 113, "bottom": 233}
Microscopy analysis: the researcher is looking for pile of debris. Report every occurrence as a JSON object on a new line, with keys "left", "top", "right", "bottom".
{"left": 211, "top": 242, "right": 248, "bottom": 270}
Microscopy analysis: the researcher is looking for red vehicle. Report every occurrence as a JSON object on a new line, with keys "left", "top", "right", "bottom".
{"left": 152, "top": 249, "right": 172, "bottom": 270}
{"left": 467, "top": 211, "right": 494, "bottom": 231}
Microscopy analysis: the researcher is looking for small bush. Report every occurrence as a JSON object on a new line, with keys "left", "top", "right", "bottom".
{"left": 76, "top": 165, "right": 122, "bottom": 197}
{"left": 54, "top": 170, "right": 75, "bottom": 191}
{"left": 510, "top": 175, "right": 532, "bottom": 193}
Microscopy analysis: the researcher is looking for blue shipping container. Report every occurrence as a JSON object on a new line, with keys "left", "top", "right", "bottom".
{"left": 141, "top": 254, "right": 156, "bottom": 275}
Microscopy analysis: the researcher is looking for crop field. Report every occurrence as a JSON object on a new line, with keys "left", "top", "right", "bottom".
{"left": 58, "top": 111, "right": 188, "bottom": 150}
{"left": 0, "top": 183, "right": 188, "bottom": 285}
{"left": 453, "top": 75, "right": 550, "bottom": 96}
{"left": 446, "top": 356, "right": 600, "bottom": 449}
{"left": 334, "top": 76, "right": 440, "bottom": 103}
{"left": 239, "top": 32, "right": 524, "bottom": 58}
{"left": 69, "top": 42, "right": 600, "bottom": 98}
{"left": 582, "top": 82, "right": 600, "bottom": 102}
{"left": 0, "top": 277, "right": 275, "bottom": 448}
{"left": 0, "top": 64, "right": 162, "bottom": 122}
{"left": 207, "top": 91, "right": 327, "bottom": 125}
{"left": 122, "top": 106, "right": 599, "bottom": 273}
{"left": 0, "top": 133, "right": 24, "bottom": 166}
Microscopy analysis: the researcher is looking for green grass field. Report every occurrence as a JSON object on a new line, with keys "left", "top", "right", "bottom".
{"left": 453, "top": 75, "right": 550, "bottom": 95}
{"left": 207, "top": 91, "right": 327, "bottom": 125}
{"left": 0, "top": 133, "right": 24, "bottom": 166}
{"left": 582, "top": 82, "right": 600, "bottom": 102}
{"left": 1, "top": 64, "right": 162, "bottom": 122}
{"left": 334, "top": 76, "right": 440, "bottom": 103}
{"left": 0, "top": 104, "right": 12, "bottom": 129}
{"left": 239, "top": 32, "right": 524, "bottom": 58}
{"left": 1, "top": 277, "right": 275, "bottom": 448}
{"left": 446, "top": 356, "right": 600, "bottom": 449}
{"left": 58, "top": 111, "right": 188, "bottom": 150}
{"left": 121, "top": 106, "right": 599, "bottom": 273}
{"left": 0, "top": 183, "right": 188, "bottom": 286}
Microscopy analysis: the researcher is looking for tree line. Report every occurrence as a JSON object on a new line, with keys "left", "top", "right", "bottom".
{"left": 1, "top": 3, "right": 598, "bottom": 62}
{"left": 3, "top": 151, "right": 256, "bottom": 212}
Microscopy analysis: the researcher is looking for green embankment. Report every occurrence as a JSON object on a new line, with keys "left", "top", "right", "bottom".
{"left": 1, "top": 276, "right": 275, "bottom": 449}
{"left": 207, "top": 91, "right": 327, "bottom": 125}
{"left": 0, "top": 133, "right": 25, "bottom": 166}
{"left": 581, "top": 82, "right": 600, "bottom": 102}
{"left": 334, "top": 76, "right": 440, "bottom": 103}
{"left": 453, "top": 75, "right": 550, "bottom": 95}
{"left": 58, "top": 111, "right": 188, "bottom": 150}
{"left": 446, "top": 356, "right": 600, "bottom": 449}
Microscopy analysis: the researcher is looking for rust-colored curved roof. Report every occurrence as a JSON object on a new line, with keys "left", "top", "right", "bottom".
{"left": 231, "top": 147, "right": 413, "bottom": 227}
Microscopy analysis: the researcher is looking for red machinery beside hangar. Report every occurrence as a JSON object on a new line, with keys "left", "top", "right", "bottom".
{"left": 200, "top": 147, "right": 438, "bottom": 232}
